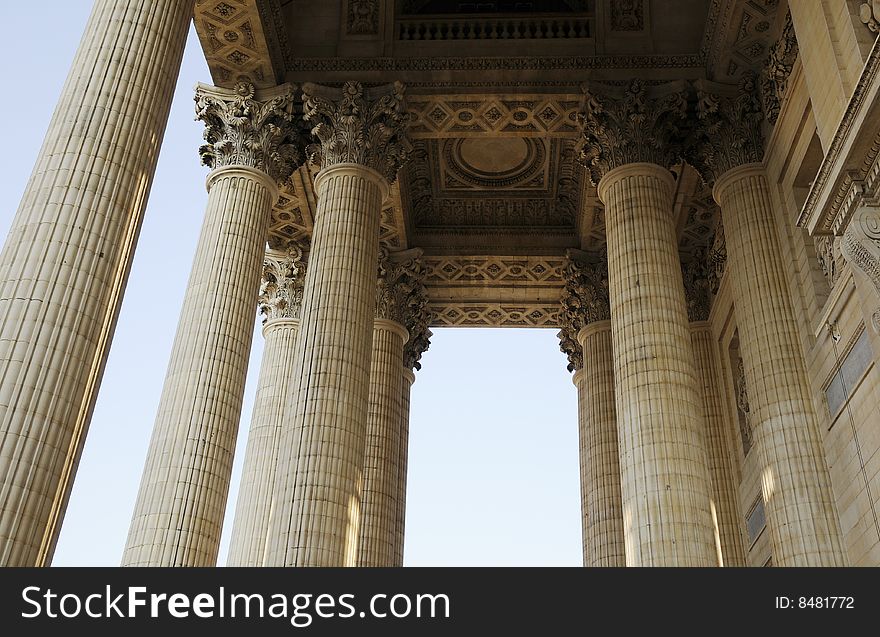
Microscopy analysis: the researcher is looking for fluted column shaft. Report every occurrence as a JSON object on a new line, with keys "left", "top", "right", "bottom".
{"left": 714, "top": 164, "right": 846, "bottom": 566}
{"left": 267, "top": 164, "right": 386, "bottom": 566}
{"left": 397, "top": 368, "right": 415, "bottom": 566}
{"left": 690, "top": 322, "right": 746, "bottom": 566}
{"left": 123, "top": 166, "right": 276, "bottom": 566}
{"left": 227, "top": 318, "right": 300, "bottom": 567}
{"left": 0, "top": 0, "right": 194, "bottom": 567}
{"left": 575, "top": 322, "right": 625, "bottom": 567}
{"left": 358, "top": 319, "right": 407, "bottom": 567}
{"left": 600, "top": 163, "right": 716, "bottom": 567}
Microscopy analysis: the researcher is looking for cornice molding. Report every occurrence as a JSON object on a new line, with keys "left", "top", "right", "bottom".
{"left": 798, "top": 35, "right": 880, "bottom": 235}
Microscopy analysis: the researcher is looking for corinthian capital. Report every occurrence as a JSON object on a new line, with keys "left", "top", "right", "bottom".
{"left": 688, "top": 73, "right": 764, "bottom": 183}
{"left": 376, "top": 247, "right": 425, "bottom": 322}
{"left": 302, "top": 81, "right": 411, "bottom": 183}
{"left": 259, "top": 246, "right": 306, "bottom": 323}
{"left": 577, "top": 79, "right": 688, "bottom": 185}
{"left": 558, "top": 250, "right": 610, "bottom": 372}
{"left": 400, "top": 260, "right": 431, "bottom": 372}
{"left": 195, "top": 82, "right": 304, "bottom": 184}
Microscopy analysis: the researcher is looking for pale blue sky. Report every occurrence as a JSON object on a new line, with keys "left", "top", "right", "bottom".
{"left": 0, "top": 3, "right": 580, "bottom": 567}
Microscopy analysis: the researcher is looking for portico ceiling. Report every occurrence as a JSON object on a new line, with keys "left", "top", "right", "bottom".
{"left": 192, "top": 0, "right": 787, "bottom": 325}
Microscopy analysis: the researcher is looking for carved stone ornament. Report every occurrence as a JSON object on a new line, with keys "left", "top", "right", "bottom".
{"left": 577, "top": 79, "right": 688, "bottom": 186}
{"left": 403, "top": 283, "right": 431, "bottom": 372}
{"left": 761, "top": 11, "right": 798, "bottom": 125}
{"left": 734, "top": 355, "right": 753, "bottom": 455}
{"left": 195, "top": 81, "right": 304, "bottom": 184}
{"left": 558, "top": 251, "right": 610, "bottom": 372}
{"left": 860, "top": 1, "right": 880, "bottom": 33}
{"left": 375, "top": 248, "right": 431, "bottom": 371}
{"left": 347, "top": 0, "right": 379, "bottom": 35}
{"left": 302, "top": 81, "right": 412, "bottom": 184}
{"left": 815, "top": 235, "right": 841, "bottom": 288}
{"left": 689, "top": 73, "right": 765, "bottom": 183}
{"left": 707, "top": 223, "right": 727, "bottom": 294}
{"left": 841, "top": 206, "right": 880, "bottom": 332}
{"left": 681, "top": 249, "right": 712, "bottom": 322}
{"left": 259, "top": 246, "right": 306, "bottom": 323}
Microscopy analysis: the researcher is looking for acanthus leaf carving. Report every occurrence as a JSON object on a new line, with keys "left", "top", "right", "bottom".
{"left": 558, "top": 251, "right": 610, "bottom": 372}
{"left": 681, "top": 248, "right": 712, "bottom": 322}
{"left": 195, "top": 81, "right": 304, "bottom": 184}
{"left": 840, "top": 206, "right": 880, "bottom": 332}
{"left": 576, "top": 79, "right": 688, "bottom": 185}
{"left": 376, "top": 249, "right": 432, "bottom": 369}
{"left": 259, "top": 245, "right": 307, "bottom": 323}
{"left": 689, "top": 72, "right": 765, "bottom": 183}
{"left": 302, "top": 81, "right": 412, "bottom": 184}
{"left": 760, "top": 11, "right": 798, "bottom": 125}
{"left": 376, "top": 247, "right": 431, "bottom": 370}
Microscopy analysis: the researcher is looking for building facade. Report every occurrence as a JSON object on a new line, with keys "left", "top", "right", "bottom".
{"left": 1, "top": 0, "right": 880, "bottom": 567}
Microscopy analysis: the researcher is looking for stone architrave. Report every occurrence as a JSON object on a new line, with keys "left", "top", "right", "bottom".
{"left": 123, "top": 82, "right": 303, "bottom": 567}
{"left": 265, "top": 82, "right": 410, "bottom": 567}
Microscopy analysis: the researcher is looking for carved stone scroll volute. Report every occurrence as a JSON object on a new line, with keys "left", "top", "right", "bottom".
{"left": 841, "top": 206, "right": 880, "bottom": 332}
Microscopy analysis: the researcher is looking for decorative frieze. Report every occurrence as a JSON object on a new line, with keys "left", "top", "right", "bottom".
{"left": 558, "top": 252, "right": 610, "bottom": 372}
{"left": 195, "top": 81, "right": 304, "bottom": 183}
{"left": 302, "top": 81, "right": 411, "bottom": 183}
{"left": 429, "top": 303, "right": 559, "bottom": 328}
{"left": 259, "top": 246, "right": 306, "bottom": 323}
{"left": 577, "top": 79, "right": 688, "bottom": 185}
{"left": 761, "top": 11, "right": 798, "bottom": 125}
{"left": 689, "top": 73, "right": 764, "bottom": 183}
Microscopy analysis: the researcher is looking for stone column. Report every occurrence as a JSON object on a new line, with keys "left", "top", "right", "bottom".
{"left": 396, "top": 296, "right": 431, "bottom": 566}
{"left": 265, "top": 82, "right": 410, "bottom": 567}
{"left": 397, "top": 368, "right": 415, "bottom": 565}
{"left": 0, "top": 0, "right": 195, "bottom": 567}
{"left": 558, "top": 252, "right": 625, "bottom": 567}
{"left": 122, "top": 83, "right": 303, "bottom": 567}
{"left": 358, "top": 250, "right": 427, "bottom": 567}
{"left": 226, "top": 247, "right": 306, "bottom": 567}
{"left": 693, "top": 77, "right": 847, "bottom": 566}
{"left": 682, "top": 253, "right": 746, "bottom": 567}
{"left": 580, "top": 80, "right": 717, "bottom": 566}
